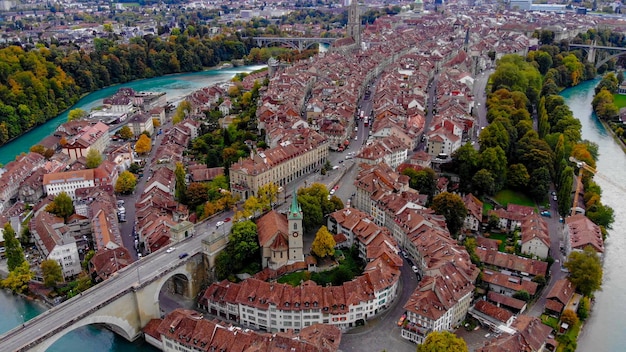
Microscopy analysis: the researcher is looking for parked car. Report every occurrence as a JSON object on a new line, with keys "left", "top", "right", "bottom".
{"left": 216, "top": 221, "right": 224, "bottom": 227}
{"left": 412, "top": 265, "right": 419, "bottom": 273}
{"left": 166, "top": 247, "right": 176, "bottom": 253}
{"left": 224, "top": 217, "right": 231, "bottom": 222}
{"left": 540, "top": 210, "right": 551, "bottom": 217}
{"left": 397, "top": 314, "right": 406, "bottom": 326}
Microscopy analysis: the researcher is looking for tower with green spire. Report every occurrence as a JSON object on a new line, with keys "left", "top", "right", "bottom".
{"left": 287, "top": 190, "right": 304, "bottom": 263}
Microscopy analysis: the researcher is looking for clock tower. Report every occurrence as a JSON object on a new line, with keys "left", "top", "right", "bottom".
{"left": 287, "top": 190, "right": 304, "bottom": 263}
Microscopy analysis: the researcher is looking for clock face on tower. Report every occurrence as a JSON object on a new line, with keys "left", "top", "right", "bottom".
{"left": 292, "top": 232, "right": 299, "bottom": 238}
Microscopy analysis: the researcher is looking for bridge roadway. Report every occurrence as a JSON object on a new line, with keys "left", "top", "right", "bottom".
{"left": 0, "top": 217, "right": 233, "bottom": 352}
{"left": 569, "top": 43, "right": 626, "bottom": 51}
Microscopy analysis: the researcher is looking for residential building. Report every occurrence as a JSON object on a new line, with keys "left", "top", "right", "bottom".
{"left": 88, "top": 247, "right": 133, "bottom": 282}
{"left": 352, "top": 162, "right": 410, "bottom": 218}
{"left": 230, "top": 128, "right": 329, "bottom": 201}
{"left": 143, "top": 309, "right": 341, "bottom": 352}
{"left": 43, "top": 170, "right": 96, "bottom": 200}
{"left": 355, "top": 136, "right": 408, "bottom": 169}
{"left": 478, "top": 315, "right": 554, "bottom": 352}
{"left": 128, "top": 112, "right": 154, "bottom": 137}
{"left": 29, "top": 210, "right": 81, "bottom": 280}
{"left": 401, "top": 269, "right": 474, "bottom": 344}
{"left": 563, "top": 213, "right": 604, "bottom": 259}
{"left": 199, "top": 257, "right": 400, "bottom": 333}
{"left": 489, "top": 204, "right": 536, "bottom": 233}
{"left": 462, "top": 193, "right": 483, "bottom": 233}
{"left": 545, "top": 279, "right": 576, "bottom": 315}
{"left": 481, "top": 269, "right": 538, "bottom": 297}
{"left": 468, "top": 300, "right": 515, "bottom": 333}
{"left": 61, "top": 121, "right": 110, "bottom": 162}
{"left": 0, "top": 152, "right": 45, "bottom": 212}
{"left": 475, "top": 247, "right": 548, "bottom": 278}
{"left": 520, "top": 214, "right": 551, "bottom": 259}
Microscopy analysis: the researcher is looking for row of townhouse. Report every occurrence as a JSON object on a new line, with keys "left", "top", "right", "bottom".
{"left": 355, "top": 135, "right": 408, "bottom": 169}
{"left": 200, "top": 207, "right": 403, "bottom": 333}
{"left": 229, "top": 128, "right": 329, "bottom": 201}
{"left": 347, "top": 160, "right": 479, "bottom": 344}
{"left": 199, "top": 258, "right": 401, "bottom": 333}
{"left": 0, "top": 152, "right": 45, "bottom": 212}
{"left": 142, "top": 308, "right": 341, "bottom": 352}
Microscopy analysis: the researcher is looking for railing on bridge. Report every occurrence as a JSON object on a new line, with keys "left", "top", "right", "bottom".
{"left": 248, "top": 36, "right": 338, "bottom": 52}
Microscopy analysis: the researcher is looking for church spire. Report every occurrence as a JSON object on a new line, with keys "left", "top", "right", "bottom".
{"left": 289, "top": 189, "right": 301, "bottom": 218}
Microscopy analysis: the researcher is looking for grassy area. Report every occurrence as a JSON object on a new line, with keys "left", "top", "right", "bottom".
{"left": 613, "top": 93, "right": 626, "bottom": 109}
{"left": 486, "top": 232, "right": 508, "bottom": 252}
{"left": 541, "top": 314, "right": 559, "bottom": 330}
{"left": 278, "top": 271, "right": 310, "bottom": 286}
{"left": 556, "top": 320, "right": 582, "bottom": 352}
{"left": 277, "top": 247, "right": 365, "bottom": 287}
{"left": 493, "top": 189, "right": 536, "bottom": 208}
{"left": 483, "top": 202, "right": 494, "bottom": 215}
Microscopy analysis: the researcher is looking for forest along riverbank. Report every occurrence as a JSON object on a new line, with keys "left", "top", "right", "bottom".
{"left": 561, "top": 78, "right": 626, "bottom": 352}
{"left": 0, "top": 65, "right": 265, "bottom": 165}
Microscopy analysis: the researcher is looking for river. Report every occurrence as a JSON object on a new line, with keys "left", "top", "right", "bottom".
{"left": 0, "top": 65, "right": 265, "bottom": 166}
{"left": 561, "top": 78, "right": 626, "bottom": 352}
{"left": 0, "top": 64, "right": 264, "bottom": 351}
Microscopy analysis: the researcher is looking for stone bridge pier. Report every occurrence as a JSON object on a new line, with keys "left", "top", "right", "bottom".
{"left": 27, "top": 254, "right": 206, "bottom": 352}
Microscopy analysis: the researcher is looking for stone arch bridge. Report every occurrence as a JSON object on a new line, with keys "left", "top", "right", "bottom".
{"left": 0, "top": 229, "right": 228, "bottom": 352}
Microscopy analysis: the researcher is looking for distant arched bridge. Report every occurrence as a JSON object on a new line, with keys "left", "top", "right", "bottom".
{"left": 251, "top": 36, "right": 337, "bottom": 52}
{"left": 569, "top": 42, "right": 626, "bottom": 68}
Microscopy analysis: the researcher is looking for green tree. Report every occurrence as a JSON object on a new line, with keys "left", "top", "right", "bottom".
{"left": 115, "top": 170, "right": 137, "bottom": 194}
{"left": 82, "top": 249, "right": 95, "bottom": 270}
{"left": 1, "top": 261, "right": 32, "bottom": 294}
{"left": 118, "top": 125, "right": 134, "bottom": 140}
{"left": 417, "top": 331, "right": 468, "bottom": 352}
{"left": 45, "top": 192, "right": 74, "bottom": 221}
{"left": 528, "top": 167, "right": 551, "bottom": 202}
{"left": 3, "top": 222, "right": 25, "bottom": 272}
{"left": 227, "top": 221, "right": 259, "bottom": 264}
{"left": 68, "top": 108, "right": 87, "bottom": 121}
{"left": 452, "top": 143, "right": 478, "bottom": 192}
{"left": 507, "top": 163, "right": 530, "bottom": 190}
{"left": 431, "top": 192, "right": 467, "bottom": 237}
{"left": 513, "top": 289, "right": 531, "bottom": 301}
{"left": 173, "top": 100, "right": 192, "bottom": 124}
{"left": 175, "top": 162, "right": 187, "bottom": 203}
{"left": 186, "top": 182, "right": 209, "bottom": 208}
{"left": 578, "top": 296, "right": 590, "bottom": 321}
{"left": 472, "top": 169, "right": 496, "bottom": 196}
{"left": 41, "top": 259, "right": 64, "bottom": 287}
{"left": 85, "top": 148, "right": 103, "bottom": 169}
{"left": 311, "top": 226, "right": 335, "bottom": 258}
{"left": 564, "top": 246, "right": 603, "bottom": 297}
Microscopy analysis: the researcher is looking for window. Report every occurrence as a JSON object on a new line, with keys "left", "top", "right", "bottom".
{"left": 293, "top": 223, "right": 297, "bottom": 230}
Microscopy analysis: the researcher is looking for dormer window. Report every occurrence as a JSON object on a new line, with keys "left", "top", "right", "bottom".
{"left": 285, "top": 302, "right": 290, "bottom": 307}
{"left": 305, "top": 302, "right": 309, "bottom": 307}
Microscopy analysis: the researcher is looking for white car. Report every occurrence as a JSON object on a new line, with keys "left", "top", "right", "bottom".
{"left": 166, "top": 247, "right": 176, "bottom": 253}
{"left": 216, "top": 221, "right": 224, "bottom": 227}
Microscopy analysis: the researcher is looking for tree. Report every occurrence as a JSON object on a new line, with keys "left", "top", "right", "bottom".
{"left": 135, "top": 134, "right": 152, "bottom": 154}
{"left": 564, "top": 246, "right": 603, "bottom": 297}
{"left": 85, "top": 148, "right": 103, "bottom": 169}
{"left": 258, "top": 182, "right": 279, "bottom": 210}
{"left": 431, "top": 192, "right": 467, "bottom": 237}
{"left": 561, "top": 309, "right": 579, "bottom": 327}
{"left": 175, "top": 162, "right": 187, "bottom": 203}
{"left": 228, "top": 221, "right": 259, "bottom": 264}
{"left": 311, "top": 226, "right": 335, "bottom": 258}
{"left": 1, "top": 261, "right": 32, "bottom": 294}
{"left": 528, "top": 167, "right": 551, "bottom": 202}
{"left": 3, "top": 222, "right": 25, "bottom": 272}
{"left": 507, "top": 163, "right": 530, "bottom": 190}
{"left": 118, "top": 125, "right": 134, "bottom": 140}
{"left": 417, "top": 331, "right": 468, "bottom": 352}
{"left": 186, "top": 182, "right": 209, "bottom": 208}
{"left": 45, "top": 192, "right": 74, "bottom": 221}
{"left": 41, "top": 259, "right": 63, "bottom": 287}
{"left": 513, "top": 289, "right": 531, "bottom": 302}
{"left": 115, "top": 170, "right": 137, "bottom": 194}
{"left": 68, "top": 108, "right": 87, "bottom": 121}
{"left": 472, "top": 169, "right": 496, "bottom": 196}
{"left": 578, "top": 296, "right": 590, "bottom": 321}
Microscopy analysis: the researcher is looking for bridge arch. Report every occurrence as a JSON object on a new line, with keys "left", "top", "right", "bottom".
{"left": 153, "top": 267, "right": 194, "bottom": 308}
{"left": 596, "top": 51, "right": 626, "bottom": 69}
{"left": 36, "top": 314, "right": 135, "bottom": 352}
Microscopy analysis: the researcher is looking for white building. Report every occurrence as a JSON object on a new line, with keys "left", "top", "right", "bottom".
{"left": 43, "top": 169, "right": 95, "bottom": 200}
